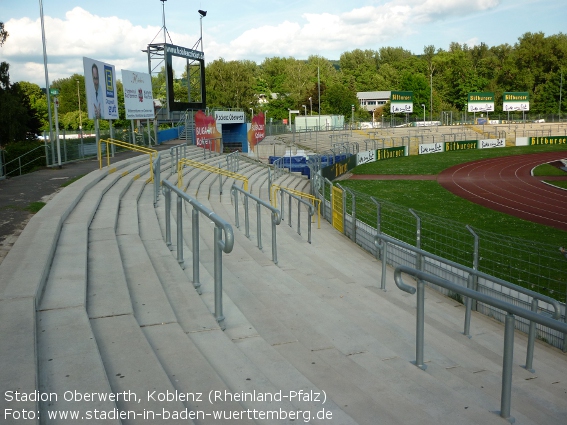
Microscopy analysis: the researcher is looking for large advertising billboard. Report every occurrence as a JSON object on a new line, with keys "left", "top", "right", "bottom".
{"left": 247, "top": 113, "right": 265, "bottom": 155}
{"left": 390, "top": 91, "right": 413, "bottom": 113}
{"left": 503, "top": 92, "right": 529, "bottom": 112}
{"left": 164, "top": 43, "right": 206, "bottom": 111}
{"left": 467, "top": 92, "right": 494, "bottom": 112}
{"left": 83, "top": 57, "right": 118, "bottom": 120}
{"left": 194, "top": 110, "right": 222, "bottom": 152}
{"left": 121, "top": 70, "right": 154, "bottom": 119}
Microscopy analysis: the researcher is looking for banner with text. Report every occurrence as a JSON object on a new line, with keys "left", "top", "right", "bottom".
{"left": 121, "top": 70, "right": 154, "bottom": 119}
{"left": 194, "top": 110, "right": 222, "bottom": 152}
{"left": 356, "top": 150, "right": 376, "bottom": 166}
{"left": 247, "top": 113, "right": 265, "bottom": 155}
{"left": 418, "top": 142, "right": 444, "bottom": 155}
{"left": 390, "top": 91, "right": 413, "bottom": 113}
{"left": 83, "top": 57, "right": 118, "bottom": 120}
{"left": 478, "top": 139, "right": 506, "bottom": 149}
{"left": 529, "top": 136, "right": 567, "bottom": 146}
{"left": 467, "top": 92, "right": 494, "bottom": 113}
{"left": 503, "top": 92, "right": 530, "bottom": 112}
{"left": 214, "top": 111, "right": 246, "bottom": 124}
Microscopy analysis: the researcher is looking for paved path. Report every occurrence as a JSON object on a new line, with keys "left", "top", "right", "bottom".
{"left": 437, "top": 152, "right": 567, "bottom": 231}
{"left": 0, "top": 141, "right": 178, "bottom": 264}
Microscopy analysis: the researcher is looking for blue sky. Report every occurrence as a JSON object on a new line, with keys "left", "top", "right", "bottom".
{"left": 0, "top": 0, "right": 565, "bottom": 85}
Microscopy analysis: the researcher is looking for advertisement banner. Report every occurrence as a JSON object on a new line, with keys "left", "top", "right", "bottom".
{"left": 445, "top": 141, "right": 478, "bottom": 151}
{"left": 478, "top": 139, "right": 506, "bottom": 149}
{"left": 529, "top": 137, "right": 567, "bottom": 146}
{"left": 375, "top": 146, "right": 407, "bottom": 160}
{"left": 214, "top": 111, "right": 246, "bottom": 124}
{"left": 418, "top": 142, "right": 444, "bottom": 155}
{"left": 247, "top": 113, "right": 265, "bottom": 156}
{"left": 83, "top": 57, "right": 118, "bottom": 120}
{"left": 390, "top": 91, "right": 413, "bottom": 113}
{"left": 356, "top": 150, "right": 376, "bottom": 166}
{"left": 467, "top": 92, "right": 494, "bottom": 112}
{"left": 321, "top": 155, "right": 358, "bottom": 180}
{"left": 503, "top": 92, "right": 530, "bottom": 112}
{"left": 121, "top": 70, "right": 154, "bottom": 119}
{"left": 194, "top": 110, "right": 222, "bottom": 152}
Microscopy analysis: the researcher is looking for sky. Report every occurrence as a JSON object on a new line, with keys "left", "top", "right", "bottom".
{"left": 0, "top": 0, "right": 565, "bottom": 86}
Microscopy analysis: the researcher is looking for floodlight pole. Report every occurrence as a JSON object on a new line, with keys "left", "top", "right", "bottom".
{"left": 39, "top": 0, "right": 58, "bottom": 167}
{"left": 161, "top": 0, "right": 167, "bottom": 45}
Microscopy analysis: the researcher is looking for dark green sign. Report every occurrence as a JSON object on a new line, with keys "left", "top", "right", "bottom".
{"left": 529, "top": 137, "right": 567, "bottom": 146}
{"left": 321, "top": 155, "right": 358, "bottom": 180}
{"left": 444, "top": 141, "right": 479, "bottom": 151}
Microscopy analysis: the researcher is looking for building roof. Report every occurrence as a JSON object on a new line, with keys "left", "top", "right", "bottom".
{"left": 357, "top": 91, "right": 391, "bottom": 100}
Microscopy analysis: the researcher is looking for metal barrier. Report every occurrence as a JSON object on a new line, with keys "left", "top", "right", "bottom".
{"left": 393, "top": 264, "right": 567, "bottom": 423}
{"left": 225, "top": 152, "right": 240, "bottom": 173}
{"left": 374, "top": 232, "right": 562, "bottom": 372}
{"left": 2, "top": 145, "right": 45, "bottom": 177}
{"left": 271, "top": 186, "right": 315, "bottom": 243}
{"left": 169, "top": 143, "right": 187, "bottom": 177}
{"left": 162, "top": 179, "right": 234, "bottom": 330}
{"left": 270, "top": 185, "right": 321, "bottom": 230}
{"left": 177, "top": 158, "right": 249, "bottom": 192}
{"left": 231, "top": 184, "right": 281, "bottom": 264}
{"left": 99, "top": 138, "right": 158, "bottom": 182}
{"left": 153, "top": 153, "right": 161, "bottom": 206}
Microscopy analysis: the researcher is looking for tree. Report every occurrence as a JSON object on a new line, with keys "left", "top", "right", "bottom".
{"left": 205, "top": 58, "right": 257, "bottom": 110}
{"left": 0, "top": 22, "right": 8, "bottom": 47}
{"left": 321, "top": 83, "right": 358, "bottom": 116}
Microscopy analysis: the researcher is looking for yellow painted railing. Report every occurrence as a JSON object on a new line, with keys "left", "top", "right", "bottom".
{"left": 98, "top": 138, "right": 158, "bottom": 182}
{"left": 332, "top": 186, "right": 343, "bottom": 233}
{"left": 177, "top": 158, "right": 249, "bottom": 192}
{"left": 270, "top": 185, "right": 321, "bottom": 229}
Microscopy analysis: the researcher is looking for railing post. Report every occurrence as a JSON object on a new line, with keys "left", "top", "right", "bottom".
{"left": 467, "top": 225, "right": 480, "bottom": 311}
{"left": 268, "top": 168, "right": 272, "bottom": 201}
{"left": 288, "top": 193, "right": 292, "bottom": 227}
{"left": 371, "top": 197, "right": 381, "bottom": 257}
{"left": 165, "top": 187, "right": 172, "bottom": 250}
{"left": 271, "top": 212, "right": 278, "bottom": 264}
{"left": 233, "top": 189, "right": 240, "bottom": 229}
{"left": 297, "top": 200, "right": 301, "bottom": 236}
{"left": 256, "top": 202, "right": 262, "bottom": 250}
{"left": 350, "top": 190, "right": 356, "bottom": 242}
{"left": 464, "top": 274, "right": 473, "bottom": 337}
{"left": 414, "top": 277, "right": 427, "bottom": 370}
{"left": 500, "top": 313, "right": 515, "bottom": 422}
{"left": 214, "top": 226, "right": 225, "bottom": 330}
{"left": 192, "top": 208, "right": 201, "bottom": 294}
{"left": 176, "top": 195, "right": 184, "bottom": 269}
{"left": 523, "top": 298, "right": 538, "bottom": 372}
{"left": 244, "top": 196, "right": 250, "bottom": 238}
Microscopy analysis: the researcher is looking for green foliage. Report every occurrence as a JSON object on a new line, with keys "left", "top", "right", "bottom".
{"left": 25, "top": 202, "right": 46, "bottom": 214}
{"left": 532, "top": 163, "right": 567, "bottom": 176}
{"left": 2, "top": 141, "right": 45, "bottom": 175}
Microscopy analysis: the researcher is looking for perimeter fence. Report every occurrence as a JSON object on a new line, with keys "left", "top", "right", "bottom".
{"left": 314, "top": 175, "right": 567, "bottom": 350}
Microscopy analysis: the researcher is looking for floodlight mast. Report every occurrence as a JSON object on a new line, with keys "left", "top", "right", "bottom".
{"left": 161, "top": 0, "right": 167, "bottom": 45}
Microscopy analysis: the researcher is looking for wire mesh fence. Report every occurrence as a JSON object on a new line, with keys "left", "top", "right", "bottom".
{"left": 314, "top": 179, "right": 567, "bottom": 350}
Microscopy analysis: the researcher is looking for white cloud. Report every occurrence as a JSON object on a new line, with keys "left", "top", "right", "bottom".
{"left": 2, "top": 1, "right": 502, "bottom": 84}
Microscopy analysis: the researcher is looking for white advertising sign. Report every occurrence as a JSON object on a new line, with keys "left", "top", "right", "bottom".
{"left": 478, "top": 139, "right": 506, "bottom": 149}
{"left": 121, "top": 70, "right": 154, "bottom": 119}
{"left": 83, "top": 57, "right": 118, "bottom": 120}
{"left": 418, "top": 142, "right": 444, "bottom": 155}
{"left": 214, "top": 111, "right": 246, "bottom": 124}
{"left": 356, "top": 150, "right": 376, "bottom": 165}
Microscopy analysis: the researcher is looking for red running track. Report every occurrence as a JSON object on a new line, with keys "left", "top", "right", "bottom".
{"left": 437, "top": 152, "right": 567, "bottom": 231}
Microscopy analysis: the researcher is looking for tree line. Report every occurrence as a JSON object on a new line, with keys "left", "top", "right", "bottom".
{"left": 1, "top": 19, "right": 566, "bottom": 145}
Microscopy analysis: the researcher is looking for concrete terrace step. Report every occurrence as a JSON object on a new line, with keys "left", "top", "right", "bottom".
{"left": 0, "top": 155, "right": 147, "bottom": 423}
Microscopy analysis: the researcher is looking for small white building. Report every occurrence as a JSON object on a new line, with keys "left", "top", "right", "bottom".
{"left": 357, "top": 91, "right": 391, "bottom": 112}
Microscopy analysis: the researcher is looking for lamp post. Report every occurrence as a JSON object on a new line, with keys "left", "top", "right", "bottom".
{"left": 421, "top": 103, "right": 425, "bottom": 124}
{"left": 249, "top": 107, "right": 254, "bottom": 121}
{"left": 198, "top": 9, "right": 207, "bottom": 52}
{"left": 309, "top": 97, "right": 312, "bottom": 115}
{"left": 302, "top": 105, "right": 307, "bottom": 115}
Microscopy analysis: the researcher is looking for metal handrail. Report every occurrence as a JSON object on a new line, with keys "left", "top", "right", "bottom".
{"left": 162, "top": 179, "right": 234, "bottom": 330}
{"left": 177, "top": 158, "right": 248, "bottom": 191}
{"left": 153, "top": 153, "right": 161, "bottom": 206}
{"left": 231, "top": 184, "right": 281, "bottom": 264}
{"left": 99, "top": 138, "right": 157, "bottom": 182}
{"left": 272, "top": 186, "right": 315, "bottom": 243}
{"left": 2, "top": 145, "right": 46, "bottom": 177}
{"left": 393, "top": 264, "right": 567, "bottom": 422}
{"left": 270, "top": 184, "right": 321, "bottom": 229}
{"left": 374, "top": 232, "right": 561, "bottom": 373}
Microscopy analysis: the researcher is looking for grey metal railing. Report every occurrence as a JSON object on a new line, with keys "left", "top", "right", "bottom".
{"left": 153, "top": 153, "right": 161, "bottom": 206}
{"left": 393, "top": 264, "right": 567, "bottom": 422}
{"left": 275, "top": 187, "right": 315, "bottom": 244}
{"left": 226, "top": 151, "right": 240, "bottom": 173}
{"left": 169, "top": 143, "right": 187, "bottom": 177}
{"left": 231, "top": 184, "right": 281, "bottom": 264}
{"left": 162, "top": 179, "right": 234, "bottom": 330}
{"left": 3, "top": 145, "right": 46, "bottom": 177}
{"left": 375, "top": 233, "right": 562, "bottom": 372}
